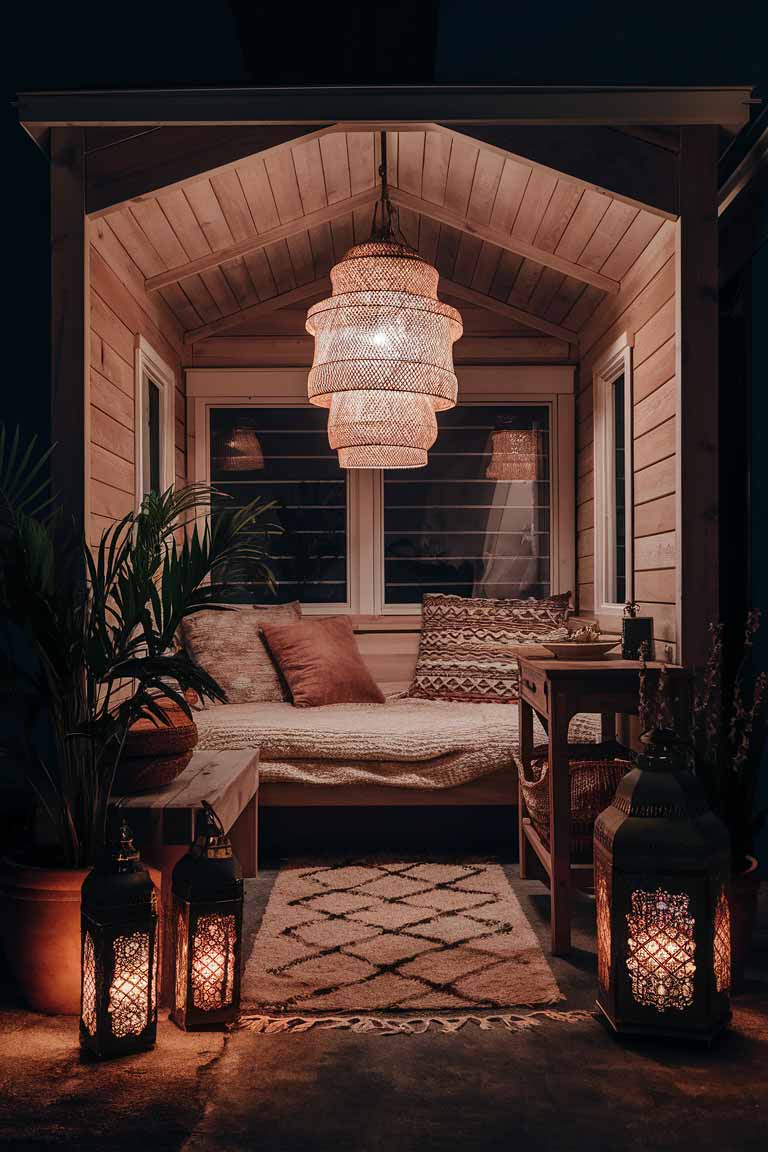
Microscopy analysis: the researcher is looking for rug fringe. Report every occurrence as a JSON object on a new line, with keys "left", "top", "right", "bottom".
{"left": 237, "top": 1008, "right": 595, "bottom": 1036}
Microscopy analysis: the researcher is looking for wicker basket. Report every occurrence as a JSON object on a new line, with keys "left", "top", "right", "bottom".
{"left": 519, "top": 742, "right": 631, "bottom": 863}
{"left": 114, "top": 699, "right": 198, "bottom": 794}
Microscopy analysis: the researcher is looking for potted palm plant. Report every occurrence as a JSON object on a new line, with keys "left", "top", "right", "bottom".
{"left": 691, "top": 614, "right": 767, "bottom": 988}
{"left": 0, "top": 428, "right": 274, "bottom": 1012}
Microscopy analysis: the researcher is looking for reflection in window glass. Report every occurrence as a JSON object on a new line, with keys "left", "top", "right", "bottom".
{"left": 209, "top": 408, "right": 347, "bottom": 604}
{"left": 143, "top": 378, "right": 162, "bottom": 496}
{"left": 383, "top": 405, "right": 551, "bottom": 605}
{"left": 612, "top": 374, "right": 627, "bottom": 604}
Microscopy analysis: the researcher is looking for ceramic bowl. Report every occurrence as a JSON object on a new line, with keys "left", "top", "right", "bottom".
{"left": 541, "top": 640, "right": 619, "bottom": 660}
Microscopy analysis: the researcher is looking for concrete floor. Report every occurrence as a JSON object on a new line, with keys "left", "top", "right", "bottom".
{"left": 1, "top": 859, "right": 766, "bottom": 1152}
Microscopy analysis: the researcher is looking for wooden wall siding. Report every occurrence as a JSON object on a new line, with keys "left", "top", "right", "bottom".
{"left": 104, "top": 126, "right": 666, "bottom": 344}
{"left": 88, "top": 220, "right": 186, "bottom": 545}
{"left": 575, "top": 220, "right": 678, "bottom": 655}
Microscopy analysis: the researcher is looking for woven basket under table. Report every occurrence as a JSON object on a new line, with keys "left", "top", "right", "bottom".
{"left": 519, "top": 742, "right": 631, "bottom": 863}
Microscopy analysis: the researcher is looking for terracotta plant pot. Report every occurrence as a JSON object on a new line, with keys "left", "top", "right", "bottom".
{"left": 0, "top": 856, "right": 162, "bottom": 1015}
{"left": 729, "top": 855, "right": 760, "bottom": 992}
{"left": 114, "top": 698, "right": 198, "bottom": 795}
{"left": 0, "top": 857, "right": 88, "bottom": 1014}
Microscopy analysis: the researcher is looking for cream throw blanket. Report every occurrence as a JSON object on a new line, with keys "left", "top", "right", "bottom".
{"left": 195, "top": 699, "right": 601, "bottom": 790}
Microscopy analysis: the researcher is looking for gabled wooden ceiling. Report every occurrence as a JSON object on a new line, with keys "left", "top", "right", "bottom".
{"left": 98, "top": 125, "right": 668, "bottom": 347}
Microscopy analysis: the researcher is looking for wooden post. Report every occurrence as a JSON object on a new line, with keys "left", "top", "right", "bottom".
{"left": 676, "top": 127, "right": 719, "bottom": 670}
{"left": 50, "top": 128, "right": 88, "bottom": 540}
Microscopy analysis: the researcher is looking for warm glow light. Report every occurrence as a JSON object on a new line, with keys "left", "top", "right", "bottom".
{"left": 191, "top": 914, "right": 237, "bottom": 1011}
{"left": 107, "top": 932, "right": 151, "bottom": 1038}
{"left": 626, "top": 889, "right": 696, "bottom": 1011}
{"left": 306, "top": 241, "right": 462, "bottom": 469}
{"left": 82, "top": 932, "right": 97, "bottom": 1037}
{"left": 713, "top": 887, "right": 731, "bottom": 994}
{"left": 595, "top": 861, "right": 611, "bottom": 994}
{"left": 212, "top": 427, "right": 264, "bottom": 471}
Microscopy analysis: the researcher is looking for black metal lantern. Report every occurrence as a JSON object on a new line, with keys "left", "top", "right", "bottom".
{"left": 80, "top": 821, "right": 159, "bottom": 1060}
{"left": 170, "top": 802, "right": 243, "bottom": 1031}
{"left": 594, "top": 728, "right": 731, "bottom": 1041}
{"left": 621, "top": 601, "right": 654, "bottom": 660}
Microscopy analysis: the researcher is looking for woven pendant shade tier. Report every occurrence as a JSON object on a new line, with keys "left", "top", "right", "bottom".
{"left": 486, "top": 429, "right": 540, "bottom": 481}
{"left": 306, "top": 241, "right": 462, "bottom": 468}
{"left": 328, "top": 390, "right": 437, "bottom": 469}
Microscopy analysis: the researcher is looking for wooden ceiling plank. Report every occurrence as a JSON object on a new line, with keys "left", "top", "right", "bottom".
{"left": 145, "top": 187, "right": 379, "bottom": 291}
{"left": 467, "top": 149, "right": 506, "bottom": 227}
{"left": 156, "top": 188, "right": 211, "bottom": 260}
{"left": 184, "top": 180, "right": 236, "bottom": 252}
{"left": 507, "top": 256, "right": 543, "bottom": 307}
{"left": 264, "top": 239, "right": 297, "bottom": 295}
{"left": 210, "top": 169, "right": 256, "bottom": 242}
{"left": 444, "top": 135, "right": 479, "bottom": 217}
{"left": 421, "top": 130, "right": 452, "bottom": 204}
{"left": 330, "top": 212, "right": 355, "bottom": 261}
{"left": 184, "top": 276, "right": 331, "bottom": 345}
{"left": 318, "top": 133, "right": 352, "bottom": 205}
{"left": 488, "top": 158, "right": 531, "bottom": 232}
{"left": 243, "top": 247, "right": 278, "bottom": 301}
{"left": 416, "top": 214, "right": 440, "bottom": 266}
{"left": 237, "top": 156, "right": 281, "bottom": 232}
{"left": 264, "top": 149, "right": 304, "bottom": 224}
{"left": 129, "top": 199, "right": 187, "bottom": 267}
{"left": 577, "top": 199, "right": 638, "bottom": 272}
{"left": 511, "top": 167, "right": 558, "bottom": 244}
{"left": 452, "top": 232, "right": 483, "bottom": 286}
{"left": 532, "top": 180, "right": 584, "bottom": 253}
{"left": 599, "top": 211, "right": 665, "bottom": 281}
{"left": 396, "top": 130, "right": 426, "bottom": 196}
{"left": 440, "top": 277, "right": 574, "bottom": 341}
{"left": 307, "top": 221, "right": 335, "bottom": 278}
{"left": 470, "top": 242, "right": 502, "bottom": 294}
{"left": 286, "top": 231, "right": 316, "bottom": 286}
{"left": 556, "top": 188, "right": 613, "bottom": 263}
{"left": 347, "top": 131, "right": 376, "bottom": 195}
{"left": 388, "top": 187, "right": 619, "bottom": 293}
{"left": 292, "top": 137, "right": 328, "bottom": 215}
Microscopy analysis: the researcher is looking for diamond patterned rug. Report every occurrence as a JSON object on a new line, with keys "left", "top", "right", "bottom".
{"left": 241, "top": 861, "right": 562, "bottom": 1025}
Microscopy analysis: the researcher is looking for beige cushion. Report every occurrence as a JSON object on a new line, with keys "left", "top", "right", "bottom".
{"left": 181, "top": 602, "right": 301, "bottom": 703}
{"left": 409, "top": 592, "right": 571, "bottom": 704}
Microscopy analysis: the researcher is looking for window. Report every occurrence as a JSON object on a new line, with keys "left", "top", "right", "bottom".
{"left": 594, "top": 340, "right": 633, "bottom": 616}
{"left": 209, "top": 406, "right": 348, "bottom": 605}
{"left": 383, "top": 405, "right": 551, "bottom": 604}
{"left": 189, "top": 367, "right": 575, "bottom": 614}
{"left": 135, "top": 337, "right": 175, "bottom": 503}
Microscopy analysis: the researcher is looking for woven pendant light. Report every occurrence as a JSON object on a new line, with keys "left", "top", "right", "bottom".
{"left": 486, "top": 429, "right": 540, "bottom": 481}
{"left": 306, "top": 134, "right": 462, "bottom": 469}
{"left": 211, "top": 427, "right": 264, "bottom": 472}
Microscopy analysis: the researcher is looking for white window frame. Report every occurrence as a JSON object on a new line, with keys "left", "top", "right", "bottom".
{"left": 186, "top": 366, "right": 575, "bottom": 615}
{"left": 593, "top": 335, "right": 634, "bottom": 624}
{"left": 134, "top": 335, "right": 176, "bottom": 504}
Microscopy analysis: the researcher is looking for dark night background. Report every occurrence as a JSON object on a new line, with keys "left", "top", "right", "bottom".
{"left": 4, "top": 0, "right": 768, "bottom": 857}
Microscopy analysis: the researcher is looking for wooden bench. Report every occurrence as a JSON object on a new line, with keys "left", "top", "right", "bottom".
{"left": 112, "top": 748, "right": 259, "bottom": 1003}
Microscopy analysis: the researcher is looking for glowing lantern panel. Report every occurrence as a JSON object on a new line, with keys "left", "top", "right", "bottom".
{"left": 485, "top": 429, "right": 540, "bottom": 481}
{"left": 594, "top": 727, "right": 731, "bottom": 1041}
{"left": 171, "top": 802, "right": 243, "bottom": 1031}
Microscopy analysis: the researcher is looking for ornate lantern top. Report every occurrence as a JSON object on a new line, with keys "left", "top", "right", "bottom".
{"left": 172, "top": 802, "right": 242, "bottom": 901}
{"left": 81, "top": 820, "right": 155, "bottom": 914}
{"left": 597, "top": 728, "right": 730, "bottom": 868}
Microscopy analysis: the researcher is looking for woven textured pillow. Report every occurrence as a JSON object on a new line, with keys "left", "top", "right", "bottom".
{"left": 180, "top": 602, "right": 301, "bottom": 704}
{"left": 408, "top": 592, "right": 571, "bottom": 703}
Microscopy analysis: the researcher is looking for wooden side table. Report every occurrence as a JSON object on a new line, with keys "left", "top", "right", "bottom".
{"left": 112, "top": 748, "right": 260, "bottom": 1003}
{"left": 516, "top": 655, "right": 689, "bottom": 956}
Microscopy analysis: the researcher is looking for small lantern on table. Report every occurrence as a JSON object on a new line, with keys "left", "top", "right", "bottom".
{"left": 622, "top": 601, "right": 654, "bottom": 660}
{"left": 171, "top": 802, "right": 243, "bottom": 1031}
{"left": 80, "top": 820, "right": 159, "bottom": 1060}
{"left": 594, "top": 726, "right": 731, "bottom": 1041}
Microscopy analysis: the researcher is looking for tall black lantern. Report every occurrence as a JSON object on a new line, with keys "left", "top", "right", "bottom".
{"left": 80, "top": 821, "right": 159, "bottom": 1060}
{"left": 171, "top": 802, "right": 243, "bottom": 1031}
{"left": 594, "top": 728, "right": 731, "bottom": 1041}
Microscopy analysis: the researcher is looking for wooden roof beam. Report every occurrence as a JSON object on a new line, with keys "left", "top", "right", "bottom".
{"left": 147, "top": 188, "right": 379, "bottom": 292}
{"left": 184, "top": 277, "right": 330, "bottom": 344}
{"left": 439, "top": 279, "right": 574, "bottom": 342}
{"left": 388, "top": 188, "right": 619, "bottom": 295}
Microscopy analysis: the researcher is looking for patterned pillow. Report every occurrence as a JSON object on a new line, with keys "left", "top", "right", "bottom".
{"left": 180, "top": 602, "right": 301, "bottom": 704}
{"left": 408, "top": 592, "right": 571, "bottom": 703}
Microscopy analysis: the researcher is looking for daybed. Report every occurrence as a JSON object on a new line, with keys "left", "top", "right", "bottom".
{"left": 184, "top": 603, "right": 602, "bottom": 808}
